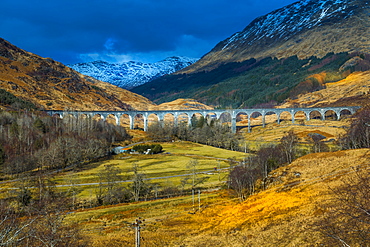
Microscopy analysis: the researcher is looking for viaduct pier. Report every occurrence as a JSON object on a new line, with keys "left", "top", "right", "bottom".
{"left": 46, "top": 106, "right": 360, "bottom": 133}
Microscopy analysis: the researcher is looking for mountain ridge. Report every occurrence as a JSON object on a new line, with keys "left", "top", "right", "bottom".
{"left": 0, "top": 37, "right": 155, "bottom": 111}
{"left": 68, "top": 56, "right": 198, "bottom": 89}
{"left": 132, "top": 0, "right": 370, "bottom": 108}
{"left": 0, "top": 38, "right": 211, "bottom": 112}
{"left": 179, "top": 0, "right": 370, "bottom": 74}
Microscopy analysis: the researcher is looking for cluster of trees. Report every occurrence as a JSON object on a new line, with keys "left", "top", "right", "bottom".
{"left": 339, "top": 106, "right": 370, "bottom": 149}
{"left": 228, "top": 130, "right": 299, "bottom": 200}
{"left": 0, "top": 110, "right": 131, "bottom": 175}
{"left": 0, "top": 89, "right": 36, "bottom": 110}
{"left": 0, "top": 168, "right": 86, "bottom": 246}
{"left": 0, "top": 109, "right": 133, "bottom": 246}
{"left": 132, "top": 144, "right": 163, "bottom": 154}
{"left": 95, "top": 164, "right": 131, "bottom": 205}
{"left": 148, "top": 116, "right": 242, "bottom": 151}
{"left": 95, "top": 162, "right": 174, "bottom": 205}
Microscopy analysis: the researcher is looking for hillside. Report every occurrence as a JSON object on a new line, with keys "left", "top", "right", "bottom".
{"left": 0, "top": 38, "right": 155, "bottom": 111}
{"left": 68, "top": 57, "right": 198, "bottom": 89}
{"left": 156, "top": 98, "right": 213, "bottom": 111}
{"left": 181, "top": 0, "right": 370, "bottom": 73}
{"left": 132, "top": 0, "right": 370, "bottom": 108}
{"left": 133, "top": 53, "right": 370, "bottom": 108}
{"left": 0, "top": 38, "right": 215, "bottom": 112}
{"left": 172, "top": 149, "right": 370, "bottom": 246}
{"left": 278, "top": 70, "right": 370, "bottom": 108}
{"left": 64, "top": 148, "right": 370, "bottom": 246}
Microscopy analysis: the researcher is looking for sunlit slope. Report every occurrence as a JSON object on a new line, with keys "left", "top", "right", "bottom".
{"left": 0, "top": 38, "right": 155, "bottom": 111}
{"left": 180, "top": 0, "right": 370, "bottom": 74}
{"left": 279, "top": 71, "right": 370, "bottom": 108}
{"left": 65, "top": 147, "right": 369, "bottom": 246}
{"left": 172, "top": 149, "right": 370, "bottom": 246}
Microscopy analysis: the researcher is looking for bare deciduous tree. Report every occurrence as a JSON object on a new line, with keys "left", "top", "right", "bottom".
{"left": 96, "top": 164, "right": 125, "bottom": 205}
{"left": 340, "top": 106, "right": 370, "bottom": 149}
{"left": 29, "top": 210, "right": 84, "bottom": 247}
{"left": 317, "top": 168, "right": 370, "bottom": 246}
{"left": 185, "top": 159, "right": 209, "bottom": 189}
{"left": 308, "top": 133, "right": 329, "bottom": 153}
{"left": 130, "top": 163, "right": 151, "bottom": 202}
{"left": 279, "top": 130, "right": 298, "bottom": 164}
{"left": 0, "top": 202, "right": 34, "bottom": 246}
{"left": 187, "top": 159, "right": 198, "bottom": 189}
{"left": 228, "top": 165, "right": 261, "bottom": 201}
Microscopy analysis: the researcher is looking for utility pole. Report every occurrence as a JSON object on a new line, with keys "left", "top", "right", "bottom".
{"left": 132, "top": 218, "right": 144, "bottom": 247}
{"left": 218, "top": 160, "right": 221, "bottom": 181}
{"left": 192, "top": 189, "right": 195, "bottom": 211}
{"left": 198, "top": 190, "right": 201, "bottom": 212}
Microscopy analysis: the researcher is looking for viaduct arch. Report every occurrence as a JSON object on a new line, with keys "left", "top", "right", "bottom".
{"left": 46, "top": 106, "right": 360, "bottom": 133}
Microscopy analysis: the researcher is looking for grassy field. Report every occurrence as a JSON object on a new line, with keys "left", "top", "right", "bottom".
{"left": 2, "top": 118, "right": 359, "bottom": 246}
{"left": 240, "top": 119, "right": 349, "bottom": 151}
{"left": 61, "top": 118, "right": 360, "bottom": 246}
{"left": 52, "top": 141, "right": 247, "bottom": 200}
{"left": 65, "top": 148, "right": 370, "bottom": 246}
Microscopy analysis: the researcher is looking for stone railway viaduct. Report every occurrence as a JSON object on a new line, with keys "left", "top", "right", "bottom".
{"left": 46, "top": 106, "right": 360, "bottom": 133}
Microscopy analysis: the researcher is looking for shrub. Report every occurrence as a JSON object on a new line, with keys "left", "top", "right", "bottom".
{"left": 132, "top": 144, "right": 163, "bottom": 154}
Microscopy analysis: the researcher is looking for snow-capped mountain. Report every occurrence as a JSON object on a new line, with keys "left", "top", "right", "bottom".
{"left": 68, "top": 56, "right": 198, "bottom": 89}
{"left": 182, "top": 0, "right": 370, "bottom": 73}
{"left": 220, "top": 0, "right": 356, "bottom": 50}
{"left": 133, "top": 0, "right": 370, "bottom": 108}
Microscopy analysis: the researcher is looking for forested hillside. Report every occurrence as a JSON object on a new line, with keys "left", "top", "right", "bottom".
{"left": 133, "top": 52, "right": 370, "bottom": 108}
{"left": 0, "top": 111, "right": 130, "bottom": 175}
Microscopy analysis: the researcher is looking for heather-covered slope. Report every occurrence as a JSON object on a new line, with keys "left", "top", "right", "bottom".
{"left": 0, "top": 38, "right": 155, "bottom": 111}
{"left": 174, "top": 149, "right": 370, "bottom": 246}
{"left": 133, "top": 52, "right": 370, "bottom": 108}
{"left": 278, "top": 70, "right": 370, "bottom": 108}
{"left": 64, "top": 148, "right": 370, "bottom": 246}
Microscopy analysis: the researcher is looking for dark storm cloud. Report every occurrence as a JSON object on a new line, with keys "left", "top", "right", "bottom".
{"left": 1, "top": 0, "right": 298, "bottom": 64}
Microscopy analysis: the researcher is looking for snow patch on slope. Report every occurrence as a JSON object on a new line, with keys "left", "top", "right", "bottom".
{"left": 222, "top": 0, "right": 352, "bottom": 50}
{"left": 68, "top": 56, "right": 198, "bottom": 89}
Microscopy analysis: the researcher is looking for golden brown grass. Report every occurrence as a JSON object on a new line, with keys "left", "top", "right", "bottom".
{"left": 239, "top": 119, "right": 348, "bottom": 152}
{"left": 155, "top": 98, "right": 213, "bottom": 111}
{"left": 65, "top": 148, "right": 370, "bottom": 246}
{"left": 172, "top": 148, "right": 370, "bottom": 247}
{"left": 279, "top": 71, "right": 370, "bottom": 108}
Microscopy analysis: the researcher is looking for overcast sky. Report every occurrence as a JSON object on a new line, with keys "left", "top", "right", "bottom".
{"left": 2, "top": 0, "right": 298, "bottom": 64}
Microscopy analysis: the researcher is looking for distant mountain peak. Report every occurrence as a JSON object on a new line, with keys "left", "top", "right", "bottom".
{"left": 68, "top": 56, "right": 198, "bottom": 89}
